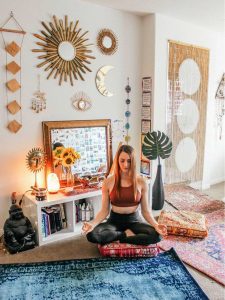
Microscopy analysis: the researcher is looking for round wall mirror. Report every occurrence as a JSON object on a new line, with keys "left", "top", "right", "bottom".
{"left": 97, "top": 29, "right": 118, "bottom": 55}
{"left": 102, "top": 36, "right": 112, "bottom": 49}
{"left": 58, "top": 41, "right": 76, "bottom": 61}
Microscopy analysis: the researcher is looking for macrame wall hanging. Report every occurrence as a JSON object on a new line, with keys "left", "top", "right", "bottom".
{"left": 215, "top": 73, "right": 225, "bottom": 139}
{"left": 0, "top": 12, "right": 26, "bottom": 133}
{"left": 165, "top": 40, "right": 209, "bottom": 184}
{"left": 31, "top": 75, "right": 47, "bottom": 113}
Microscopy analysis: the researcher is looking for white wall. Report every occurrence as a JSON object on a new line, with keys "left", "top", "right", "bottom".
{"left": 0, "top": 0, "right": 142, "bottom": 230}
{"left": 142, "top": 13, "right": 225, "bottom": 188}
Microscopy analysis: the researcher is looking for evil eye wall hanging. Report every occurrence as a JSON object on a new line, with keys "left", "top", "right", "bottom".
{"left": 71, "top": 91, "right": 92, "bottom": 111}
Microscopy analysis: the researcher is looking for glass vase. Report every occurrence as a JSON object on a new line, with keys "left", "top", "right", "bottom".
{"left": 66, "top": 167, "right": 74, "bottom": 187}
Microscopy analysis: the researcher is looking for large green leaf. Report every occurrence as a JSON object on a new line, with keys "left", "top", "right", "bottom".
{"left": 142, "top": 131, "right": 172, "bottom": 161}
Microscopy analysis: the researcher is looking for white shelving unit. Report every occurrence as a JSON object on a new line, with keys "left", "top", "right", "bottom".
{"left": 23, "top": 189, "right": 102, "bottom": 246}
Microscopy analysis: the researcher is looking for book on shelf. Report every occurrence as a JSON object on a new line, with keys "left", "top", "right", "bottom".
{"left": 52, "top": 206, "right": 62, "bottom": 231}
{"left": 59, "top": 203, "right": 67, "bottom": 229}
{"left": 42, "top": 207, "right": 56, "bottom": 234}
{"left": 41, "top": 204, "right": 67, "bottom": 237}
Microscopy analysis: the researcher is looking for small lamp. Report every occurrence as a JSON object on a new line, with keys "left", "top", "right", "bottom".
{"left": 47, "top": 173, "right": 60, "bottom": 193}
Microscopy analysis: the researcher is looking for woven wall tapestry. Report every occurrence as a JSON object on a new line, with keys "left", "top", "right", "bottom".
{"left": 165, "top": 41, "right": 209, "bottom": 184}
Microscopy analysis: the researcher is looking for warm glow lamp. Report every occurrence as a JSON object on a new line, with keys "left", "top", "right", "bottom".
{"left": 47, "top": 173, "right": 60, "bottom": 193}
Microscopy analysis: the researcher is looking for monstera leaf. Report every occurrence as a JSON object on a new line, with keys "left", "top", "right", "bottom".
{"left": 142, "top": 131, "right": 172, "bottom": 162}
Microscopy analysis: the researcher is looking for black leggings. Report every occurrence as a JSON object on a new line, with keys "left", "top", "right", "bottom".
{"left": 86, "top": 210, "right": 161, "bottom": 246}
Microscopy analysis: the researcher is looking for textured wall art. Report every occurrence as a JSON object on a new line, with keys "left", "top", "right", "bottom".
{"left": 31, "top": 75, "right": 46, "bottom": 113}
{"left": 0, "top": 12, "right": 26, "bottom": 133}
{"left": 95, "top": 65, "right": 114, "bottom": 97}
{"left": 165, "top": 40, "right": 209, "bottom": 184}
{"left": 71, "top": 91, "right": 92, "bottom": 111}
{"left": 215, "top": 73, "right": 225, "bottom": 139}
{"left": 97, "top": 28, "right": 118, "bottom": 55}
{"left": 32, "top": 15, "right": 95, "bottom": 86}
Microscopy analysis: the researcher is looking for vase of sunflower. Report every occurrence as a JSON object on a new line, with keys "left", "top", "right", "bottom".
{"left": 52, "top": 146, "right": 81, "bottom": 187}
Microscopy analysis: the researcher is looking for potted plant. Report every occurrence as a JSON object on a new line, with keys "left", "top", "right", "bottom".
{"left": 142, "top": 131, "right": 172, "bottom": 210}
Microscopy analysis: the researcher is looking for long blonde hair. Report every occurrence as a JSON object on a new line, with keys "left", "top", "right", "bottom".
{"left": 114, "top": 145, "right": 138, "bottom": 200}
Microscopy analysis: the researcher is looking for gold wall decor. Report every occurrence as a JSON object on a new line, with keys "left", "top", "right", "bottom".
{"left": 97, "top": 28, "right": 118, "bottom": 55}
{"left": 96, "top": 65, "right": 114, "bottom": 97}
{"left": 32, "top": 15, "right": 95, "bottom": 86}
{"left": 165, "top": 40, "right": 209, "bottom": 184}
{"left": 71, "top": 91, "right": 92, "bottom": 111}
{"left": 26, "top": 147, "right": 46, "bottom": 188}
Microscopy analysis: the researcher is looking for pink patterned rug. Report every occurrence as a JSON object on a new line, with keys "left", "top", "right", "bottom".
{"left": 164, "top": 184, "right": 225, "bottom": 214}
{"left": 159, "top": 184, "right": 225, "bottom": 286}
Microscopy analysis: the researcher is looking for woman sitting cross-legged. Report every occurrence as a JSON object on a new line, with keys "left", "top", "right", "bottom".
{"left": 82, "top": 144, "right": 167, "bottom": 246}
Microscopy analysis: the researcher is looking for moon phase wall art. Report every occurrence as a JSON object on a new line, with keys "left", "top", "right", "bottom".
{"left": 95, "top": 65, "right": 114, "bottom": 97}
{"left": 165, "top": 40, "right": 209, "bottom": 184}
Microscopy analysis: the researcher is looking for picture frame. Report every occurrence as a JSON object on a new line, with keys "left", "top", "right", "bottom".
{"left": 141, "top": 120, "right": 151, "bottom": 134}
{"left": 142, "top": 77, "right": 152, "bottom": 92}
{"left": 140, "top": 160, "right": 151, "bottom": 176}
{"left": 141, "top": 106, "right": 151, "bottom": 120}
{"left": 142, "top": 92, "right": 151, "bottom": 106}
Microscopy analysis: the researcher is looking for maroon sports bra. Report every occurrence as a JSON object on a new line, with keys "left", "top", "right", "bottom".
{"left": 109, "top": 183, "right": 141, "bottom": 207}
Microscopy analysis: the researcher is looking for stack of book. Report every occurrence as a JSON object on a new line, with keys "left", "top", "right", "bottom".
{"left": 41, "top": 204, "right": 67, "bottom": 237}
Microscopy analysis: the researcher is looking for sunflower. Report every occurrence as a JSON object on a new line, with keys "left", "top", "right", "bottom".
{"left": 60, "top": 147, "right": 81, "bottom": 167}
{"left": 62, "top": 155, "right": 75, "bottom": 167}
{"left": 53, "top": 146, "right": 64, "bottom": 159}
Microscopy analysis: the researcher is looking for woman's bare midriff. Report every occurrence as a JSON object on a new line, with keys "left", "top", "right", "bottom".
{"left": 111, "top": 205, "right": 139, "bottom": 214}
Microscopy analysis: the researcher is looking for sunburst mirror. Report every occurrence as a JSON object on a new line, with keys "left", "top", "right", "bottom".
{"left": 97, "top": 28, "right": 118, "bottom": 55}
{"left": 32, "top": 15, "right": 95, "bottom": 86}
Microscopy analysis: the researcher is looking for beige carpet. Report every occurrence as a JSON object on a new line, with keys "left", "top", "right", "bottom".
{"left": 0, "top": 235, "right": 100, "bottom": 264}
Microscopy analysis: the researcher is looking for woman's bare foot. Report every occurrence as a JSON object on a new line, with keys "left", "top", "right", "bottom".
{"left": 125, "top": 229, "right": 135, "bottom": 237}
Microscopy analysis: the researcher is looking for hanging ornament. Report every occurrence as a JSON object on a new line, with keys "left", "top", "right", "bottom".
{"left": 124, "top": 77, "right": 131, "bottom": 144}
{"left": 0, "top": 11, "right": 26, "bottom": 133}
{"left": 71, "top": 91, "right": 92, "bottom": 111}
{"left": 31, "top": 74, "right": 46, "bottom": 113}
{"left": 112, "top": 119, "right": 125, "bottom": 145}
{"left": 215, "top": 73, "right": 225, "bottom": 139}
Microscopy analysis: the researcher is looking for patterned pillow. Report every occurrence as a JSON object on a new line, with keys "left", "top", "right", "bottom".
{"left": 98, "top": 242, "right": 159, "bottom": 257}
{"left": 158, "top": 210, "right": 208, "bottom": 238}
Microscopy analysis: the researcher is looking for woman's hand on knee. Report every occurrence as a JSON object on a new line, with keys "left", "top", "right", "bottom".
{"left": 82, "top": 222, "right": 94, "bottom": 234}
{"left": 154, "top": 224, "right": 167, "bottom": 236}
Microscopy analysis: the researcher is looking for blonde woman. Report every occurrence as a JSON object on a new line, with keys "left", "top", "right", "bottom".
{"left": 82, "top": 145, "right": 167, "bottom": 245}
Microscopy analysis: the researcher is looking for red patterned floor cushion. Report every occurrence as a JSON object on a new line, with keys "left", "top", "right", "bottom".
{"left": 98, "top": 242, "right": 159, "bottom": 257}
{"left": 158, "top": 210, "right": 208, "bottom": 238}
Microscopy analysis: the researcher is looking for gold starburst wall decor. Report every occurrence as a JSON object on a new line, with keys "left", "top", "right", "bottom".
{"left": 32, "top": 15, "right": 95, "bottom": 86}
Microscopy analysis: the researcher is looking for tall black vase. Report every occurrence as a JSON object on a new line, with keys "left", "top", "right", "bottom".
{"left": 152, "top": 164, "right": 165, "bottom": 210}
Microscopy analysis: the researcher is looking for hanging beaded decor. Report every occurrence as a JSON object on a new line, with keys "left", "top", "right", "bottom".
{"left": 0, "top": 12, "right": 26, "bottom": 133}
{"left": 31, "top": 75, "right": 46, "bottom": 113}
{"left": 124, "top": 77, "right": 131, "bottom": 144}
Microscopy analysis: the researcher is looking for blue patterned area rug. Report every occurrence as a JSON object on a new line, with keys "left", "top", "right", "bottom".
{"left": 0, "top": 248, "right": 208, "bottom": 300}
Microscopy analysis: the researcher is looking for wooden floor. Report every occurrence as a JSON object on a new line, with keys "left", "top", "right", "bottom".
{"left": 0, "top": 182, "right": 224, "bottom": 299}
